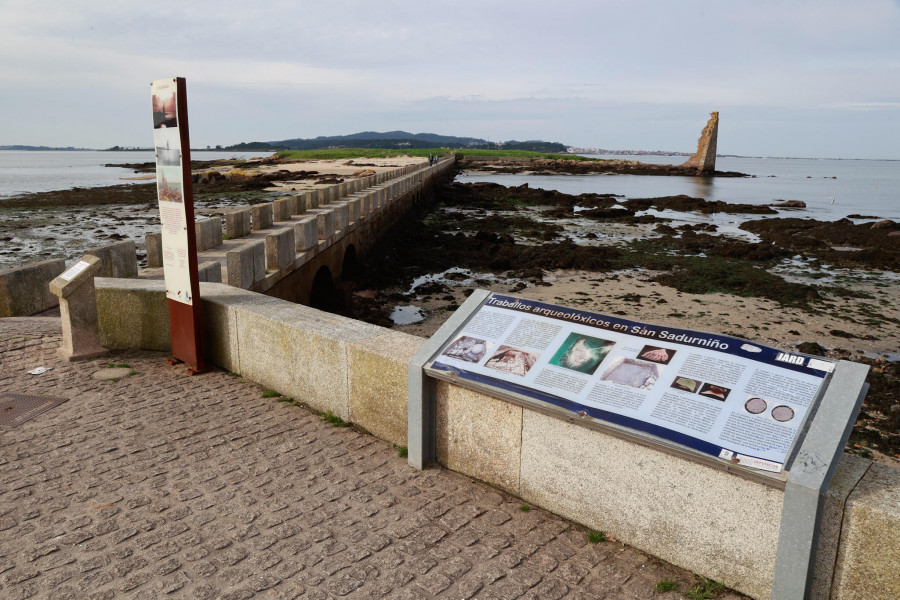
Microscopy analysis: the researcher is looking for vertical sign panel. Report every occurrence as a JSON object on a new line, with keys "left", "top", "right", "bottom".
{"left": 150, "top": 77, "right": 204, "bottom": 372}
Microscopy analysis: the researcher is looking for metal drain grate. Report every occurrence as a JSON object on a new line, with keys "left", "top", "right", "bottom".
{"left": 0, "top": 393, "right": 69, "bottom": 428}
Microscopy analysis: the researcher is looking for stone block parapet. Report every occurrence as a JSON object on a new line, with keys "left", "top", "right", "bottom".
{"left": 198, "top": 260, "right": 222, "bottom": 283}
{"left": 314, "top": 209, "right": 335, "bottom": 242}
{"left": 251, "top": 202, "right": 274, "bottom": 230}
{"left": 273, "top": 197, "right": 292, "bottom": 222}
{"left": 225, "top": 208, "right": 252, "bottom": 239}
{"left": 0, "top": 258, "right": 66, "bottom": 317}
{"left": 290, "top": 194, "right": 306, "bottom": 215}
{"left": 265, "top": 228, "right": 295, "bottom": 270}
{"left": 145, "top": 232, "right": 163, "bottom": 268}
{"left": 85, "top": 239, "right": 138, "bottom": 278}
{"left": 293, "top": 216, "right": 318, "bottom": 252}
{"left": 226, "top": 240, "right": 265, "bottom": 289}
{"left": 195, "top": 217, "right": 223, "bottom": 252}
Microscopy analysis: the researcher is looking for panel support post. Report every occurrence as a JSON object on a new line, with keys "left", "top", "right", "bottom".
{"left": 407, "top": 289, "right": 491, "bottom": 469}
{"left": 770, "top": 360, "right": 869, "bottom": 599}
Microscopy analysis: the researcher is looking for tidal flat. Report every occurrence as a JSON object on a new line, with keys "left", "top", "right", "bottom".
{"left": 346, "top": 179, "right": 900, "bottom": 465}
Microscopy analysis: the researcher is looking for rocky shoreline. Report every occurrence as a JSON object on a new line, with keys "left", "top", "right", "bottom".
{"left": 458, "top": 156, "right": 750, "bottom": 177}
{"left": 345, "top": 179, "right": 899, "bottom": 465}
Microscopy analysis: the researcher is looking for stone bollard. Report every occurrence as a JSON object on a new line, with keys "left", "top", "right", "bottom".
{"left": 48, "top": 255, "right": 108, "bottom": 362}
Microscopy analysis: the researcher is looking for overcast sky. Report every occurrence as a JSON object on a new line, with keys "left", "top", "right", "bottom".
{"left": 2, "top": 0, "right": 898, "bottom": 158}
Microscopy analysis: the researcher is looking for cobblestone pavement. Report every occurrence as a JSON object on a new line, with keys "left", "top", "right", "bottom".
{"left": 0, "top": 318, "right": 747, "bottom": 599}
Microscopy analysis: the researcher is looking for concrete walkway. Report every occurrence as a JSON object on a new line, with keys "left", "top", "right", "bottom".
{"left": 0, "top": 317, "right": 746, "bottom": 599}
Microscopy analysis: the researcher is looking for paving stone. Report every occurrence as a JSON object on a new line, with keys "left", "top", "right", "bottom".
{"left": 0, "top": 318, "right": 750, "bottom": 600}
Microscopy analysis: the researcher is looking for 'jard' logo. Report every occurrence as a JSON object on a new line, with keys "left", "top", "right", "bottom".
{"left": 775, "top": 352, "right": 806, "bottom": 366}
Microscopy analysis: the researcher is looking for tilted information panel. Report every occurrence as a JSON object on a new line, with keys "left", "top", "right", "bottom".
{"left": 424, "top": 293, "right": 837, "bottom": 481}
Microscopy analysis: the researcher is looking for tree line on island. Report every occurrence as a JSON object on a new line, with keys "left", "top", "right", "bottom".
{"left": 222, "top": 131, "right": 568, "bottom": 153}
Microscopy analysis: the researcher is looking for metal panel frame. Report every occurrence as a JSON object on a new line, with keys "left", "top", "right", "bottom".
{"left": 407, "top": 289, "right": 490, "bottom": 469}
{"left": 770, "top": 360, "right": 869, "bottom": 599}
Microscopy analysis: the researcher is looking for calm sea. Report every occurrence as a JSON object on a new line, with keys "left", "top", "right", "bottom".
{"left": 0, "top": 150, "right": 274, "bottom": 199}
{"left": 458, "top": 155, "right": 900, "bottom": 222}
{"left": 2, "top": 151, "right": 897, "bottom": 223}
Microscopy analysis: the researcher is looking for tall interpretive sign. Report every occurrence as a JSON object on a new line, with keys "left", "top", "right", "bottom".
{"left": 424, "top": 293, "right": 837, "bottom": 478}
{"left": 150, "top": 77, "right": 205, "bottom": 373}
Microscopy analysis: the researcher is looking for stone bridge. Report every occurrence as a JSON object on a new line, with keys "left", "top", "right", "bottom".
{"left": 145, "top": 156, "right": 456, "bottom": 306}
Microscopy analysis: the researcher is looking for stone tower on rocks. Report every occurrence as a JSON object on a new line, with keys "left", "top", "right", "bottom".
{"left": 681, "top": 112, "right": 719, "bottom": 174}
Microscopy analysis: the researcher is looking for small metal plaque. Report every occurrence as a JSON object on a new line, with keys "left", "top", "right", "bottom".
{"left": 0, "top": 393, "right": 69, "bottom": 427}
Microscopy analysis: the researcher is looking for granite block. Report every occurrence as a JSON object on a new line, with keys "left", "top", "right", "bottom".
{"left": 435, "top": 382, "right": 523, "bottom": 495}
{"left": 145, "top": 232, "right": 163, "bottom": 268}
{"left": 273, "top": 198, "right": 292, "bottom": 222}
{"left": 294, "top": 216, "right": 318, "bottom": 251}
{"left": 812, "top": 454, "right": 872, "bottom": 600}
{"left": 0, "top": 258, "right": 66, "bottom": 317}
{"left": 518, "top": 409, "right": 782, "bottom": 600}
{"left": 291, "top": 194, "right": 306, "bottom": 215}
{"left": 316, "top": 210, "right": 335, "bottom": 241}
{"left": 348, "top": 331, "right": 425, "bottom": 447}
{"left": 225, "top": 209, "right": 252, "bottom": 239}
{"left": 197, "top": 260, "right": 222, "bottom": 283}
{"left": 265, "top": 228, "right": 295, "bottom": 270}
{"left": 49, "top": 255, "right": 106, "bottom": 361}
{"left": 195, "top": 217, "right": 223, "bottom": 251}
{"left": 251, "top": 202, "right": 274, "bottom": 230}
{"left": 226, "top": 241, "right": 265, "bottom": 289}
{"left": 831, "top": 462, "right": 900, "bottom": 599}
{"left": 95, "top": 278, "right": 170, "bottom": 351}
{"left": 85, "top": 239, "right": 138, "bottom": 278}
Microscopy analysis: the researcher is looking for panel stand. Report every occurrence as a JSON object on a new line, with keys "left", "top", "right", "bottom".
{"left": 407, "top": 289, "right": 490, "bottom": 469}
{"left": 770, "top": 360, "right": 869, "bottom": 599}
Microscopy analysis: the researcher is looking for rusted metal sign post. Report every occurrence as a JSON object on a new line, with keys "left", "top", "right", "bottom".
{"left": 150, "top": 77, "right": 205, "bottom": 373}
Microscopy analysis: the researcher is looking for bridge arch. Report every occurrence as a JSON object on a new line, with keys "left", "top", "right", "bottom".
{"left": 341, "top": 245, "right": 359, "bottom": 281}
{"left": 309, "top": 265, "right": 336, "bottom": 310}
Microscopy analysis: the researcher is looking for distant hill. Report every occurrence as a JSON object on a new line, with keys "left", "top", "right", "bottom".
{"left": 0, "top": 145, "right": 91, "bottom": 151}
{"left": 223, "top": 131, "right": 568, "bottom": 154}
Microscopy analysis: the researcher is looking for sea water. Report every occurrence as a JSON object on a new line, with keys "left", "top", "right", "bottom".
{"left": 457, "top": 155, "right": 900, "bottom": 222}
{"left": 0, "top": 150, "right": 273, "bottom": 199}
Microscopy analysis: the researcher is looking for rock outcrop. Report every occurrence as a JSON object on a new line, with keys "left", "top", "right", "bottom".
{"left": 681, "top": 112, "right": 719, "bottom": 174}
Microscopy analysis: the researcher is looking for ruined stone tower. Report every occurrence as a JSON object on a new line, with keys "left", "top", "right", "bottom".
{"left": 681, "top": 112, "right": 718, "bottom": 174}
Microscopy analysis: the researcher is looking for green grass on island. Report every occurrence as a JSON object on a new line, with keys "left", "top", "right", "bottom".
{"left": 275, "top": 148, "right": 604, "bottom": 161}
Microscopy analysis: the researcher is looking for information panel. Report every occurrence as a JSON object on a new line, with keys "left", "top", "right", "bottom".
{"left": 151, "top": 78, "right": 193, "bottom": 305}
{"left": 426, "top": 294, "right": 835, "bottom": 474}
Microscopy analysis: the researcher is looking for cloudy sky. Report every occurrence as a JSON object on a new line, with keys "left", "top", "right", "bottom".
{"left": 2, "top": 0, "right": 898, "bottom": 158}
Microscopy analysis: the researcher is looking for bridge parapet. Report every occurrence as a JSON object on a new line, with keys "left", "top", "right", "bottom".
{"left": 140, "top": 155, "right": 456, "bottom": 302}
